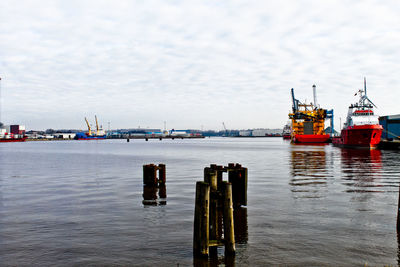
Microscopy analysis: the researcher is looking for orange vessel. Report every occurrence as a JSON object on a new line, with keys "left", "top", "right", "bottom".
{"left": 289, "top": 85, "right": 333, "bottom": 143}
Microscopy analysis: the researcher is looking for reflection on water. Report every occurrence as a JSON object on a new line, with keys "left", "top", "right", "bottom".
{"left": 193, "top": 254, "right": 235, "bottom": 267}
{"left": 289, "top": 146, "right": 329, "bottom": 198}
{"left": 340, "top": 149, "right": 383, "bottom": 194}
{"left": 233, "top": 207, "right": 248, "bottom": 244}
{"left": 142, "top": 185, "right": 167, "bottom": 206}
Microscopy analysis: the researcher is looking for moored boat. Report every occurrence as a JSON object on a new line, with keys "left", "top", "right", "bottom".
{"left": 0, "top": 135, "right": 27, "bottom": 142}
{"left": 74, "top": 116, "right": 106, "bottom": 140}
{"left": 332, "top": 78, "right": 382, "bottom": 149}
{"left": 282, "top": 122, "right": 291, "bottom": 140}
{"left": 289, "top": 85, "right": 333, "bottom": 143}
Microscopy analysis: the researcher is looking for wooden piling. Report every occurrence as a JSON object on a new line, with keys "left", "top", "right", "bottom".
{"left": 228, "top": 166, "right": 247, "bottom": 207}
{"left": 158, "top": 164, "right": 166, "bottom": 185}
{"left": 142, "top": 185, "right": 158, "bottom": 206}
{"left": 397, "top": 183, "right": 400, "bottom": 232}
{"left": 159, "top": 184, "right": 167, "bottom": 199}
{"left": 204, "top": 167, "right": 218, "bottom": 255}
{"left": 204, "top": 167, "right": 217, "bottom": 192}
{"left": 222, "top": 181, "right": 235, "bottom": 255}
{"left": 210, "top": 164, "right": 224, "bottom": 189}
{"left": 241, "top": 167, "right": 248, "bottom": 206}
{"left": 127, "top": 138, "right": 130, "bottom": 142}
{"left": 143, "top": 164, "right": 158, "bottom": 186}
{"left": 193, "top": 182, "right": 210, "bottom": 257}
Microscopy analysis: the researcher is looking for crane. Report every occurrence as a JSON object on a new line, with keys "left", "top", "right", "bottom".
{"left": 222, "top": 122, "right": 228, "bottom": 136}
{"left": 84, "top": 117, "right": 92, "bottom": 136}
{"left": 95, "top": 115, "right": 100, "bottom": 135}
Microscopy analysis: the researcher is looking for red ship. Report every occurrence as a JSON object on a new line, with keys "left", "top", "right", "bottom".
{"left": 332, "top": 78, "right": 382, "bottom": 149}
{"left": 0, "top": 136, "right": 27, "bottom": 142}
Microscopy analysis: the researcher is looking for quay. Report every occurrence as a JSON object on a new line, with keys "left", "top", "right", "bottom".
{"left": 121, "top": 135, "right": 205, "bottom": 140}
{"left": 378, "top": 139, "right": 400, "bottom": 150}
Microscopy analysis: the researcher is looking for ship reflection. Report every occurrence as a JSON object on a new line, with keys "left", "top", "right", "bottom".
{"left": 340, "top": 149, "right": 382, "bottom": 196}
{"left": 289, "top": 147, "right": 328, "bottom": 198}
{"left": 142, "top": 185, "right": 166, "bottom": 206}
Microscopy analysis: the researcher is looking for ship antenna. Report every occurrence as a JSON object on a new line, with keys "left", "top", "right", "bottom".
{"left": 362, "top": 77, "right": 377, "bottom": 108}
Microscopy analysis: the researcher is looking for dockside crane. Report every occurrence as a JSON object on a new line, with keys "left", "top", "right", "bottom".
{"left": 85, "top": 117, "right": 92, "bottom": 136}
{"left": 95, "top": 115, "right": 100, "bottom": 135}
{"left": 222, "top": 122, "right": 228, "bottom": 136}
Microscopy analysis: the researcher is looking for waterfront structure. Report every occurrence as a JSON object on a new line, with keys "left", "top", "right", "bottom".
{"left": 379, "top": 114, "right": 400, "bottom": 140}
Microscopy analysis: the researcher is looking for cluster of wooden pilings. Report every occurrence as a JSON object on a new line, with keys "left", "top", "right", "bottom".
{"left": 193, "top": 163, "right": 247, "bottom": 257}
{"left": 142, "top": 164, "right": 166, "bottom": 205}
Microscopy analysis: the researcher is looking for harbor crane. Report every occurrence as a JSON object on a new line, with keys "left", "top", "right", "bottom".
{"left": 222, "top": 122, "right": 228, "bottom": 136}
{"left": 84, "top": 117, "right": 92, "bottom": 136}
{"left": 95, "top": 115, "right": 100, "bottom": 136}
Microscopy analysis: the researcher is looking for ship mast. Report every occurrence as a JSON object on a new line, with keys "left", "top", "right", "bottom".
{"left": 358, "top": 77, "right": 377, "bottom": 109}
{"left": 312, "top": 84, "right": 317, "bottom": 109}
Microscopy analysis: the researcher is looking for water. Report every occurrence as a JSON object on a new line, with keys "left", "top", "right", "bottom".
{"left": 0, "top": 138, "right": 399, "bottom": 266}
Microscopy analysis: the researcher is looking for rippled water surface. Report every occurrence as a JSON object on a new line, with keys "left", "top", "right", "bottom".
{"left": 1, "top": 138, "right": 400, "bottom": 266}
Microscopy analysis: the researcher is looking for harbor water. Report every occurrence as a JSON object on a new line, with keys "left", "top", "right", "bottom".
{"left": 1, "top": 138, "right": 400, "bottom": 266}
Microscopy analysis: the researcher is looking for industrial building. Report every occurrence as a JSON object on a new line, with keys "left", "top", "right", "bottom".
{"left": 379, "top": 114, "right": 400, "bottom": 140}
{"left": 239, "top": 128, "right": 282, "bottom": 137}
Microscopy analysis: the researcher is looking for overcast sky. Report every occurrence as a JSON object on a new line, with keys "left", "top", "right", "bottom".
{"left": 0, "top": 0, "right": 399, "bottom": 131}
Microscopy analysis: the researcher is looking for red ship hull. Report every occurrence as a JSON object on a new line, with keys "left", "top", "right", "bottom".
{"left": 293, "top": 134, "right": 331, "bottom": 143}
{"left": 332, "top": 124, "right": 382, "bottom": 148}
{"left": 0, "top": 137, "right": 27, "bottom": 143}
{"left": 283, "top": 134, "right": 291, "bottom": 140}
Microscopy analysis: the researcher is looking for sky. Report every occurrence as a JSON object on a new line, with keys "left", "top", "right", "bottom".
{"left": 0, "top": 0, "right": 399, "bottom": 131}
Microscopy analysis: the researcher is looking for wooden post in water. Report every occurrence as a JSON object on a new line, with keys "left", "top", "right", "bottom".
{"left": 240, "top": 167, "right": 248, "bottom": 207}
{"left": 158, "top": 164, "right": 166, "bottom": 185}
{"left": 193, "top": 181, "right": 210, "bottom": 257}
{"left": 127, "top": 138, "right": 130, "bottom": 142}
{"left": 143, "top": 164, "right": 158, "bottom": 186}
{"left": 204, "top": 167, "right": 218, "bottom": 256}
{"left": 228, "top": 164, "right": 247, "bottom": 208}
{"left": 204, "top": 167, "right": 217, "bottom": 191}
{"left": 222, "top": 181, "right": 235, "bottom": 255}
{"left": 397, "top": 183, "right": 400, "bottom": 232}
{"left": 210, "top": 164, "right": 225, "bottom": 190}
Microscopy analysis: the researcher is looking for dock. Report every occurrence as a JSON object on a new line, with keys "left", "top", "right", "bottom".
{"left": 378, "top": 139, "right": 400, "bottom": 150}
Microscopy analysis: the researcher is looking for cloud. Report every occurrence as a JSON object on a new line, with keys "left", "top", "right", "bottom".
{"left": 0, "top": 0, "right": 399, "bottom": 130}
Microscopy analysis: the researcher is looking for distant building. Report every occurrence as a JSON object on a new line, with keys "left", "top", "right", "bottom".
{"left": 239, "top": 130, "right": 252, "bottom": 137}
{"left": 170, "top": 130, "right": 189, "bottom": 137}
{"left": 54, "top": 133, "right": 76, "bottom": 139}
{"left": 239, "top": 128, "right": 282, "bottom": 137}
{"left": 252, "top": 128, "right": 282, "bottom": 136}
{"left": 10, "top": 125, "right": 25, "bottom": 135}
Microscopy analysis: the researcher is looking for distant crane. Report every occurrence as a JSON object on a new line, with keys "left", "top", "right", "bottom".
{"left": 222, "top": 122, "right": 228, "bottom": 136}
{"left": 84, "top": 117, "right": 92, "bottom": 136}
{"left": 95, "top": 115, "right": 100, "bottom": 135}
